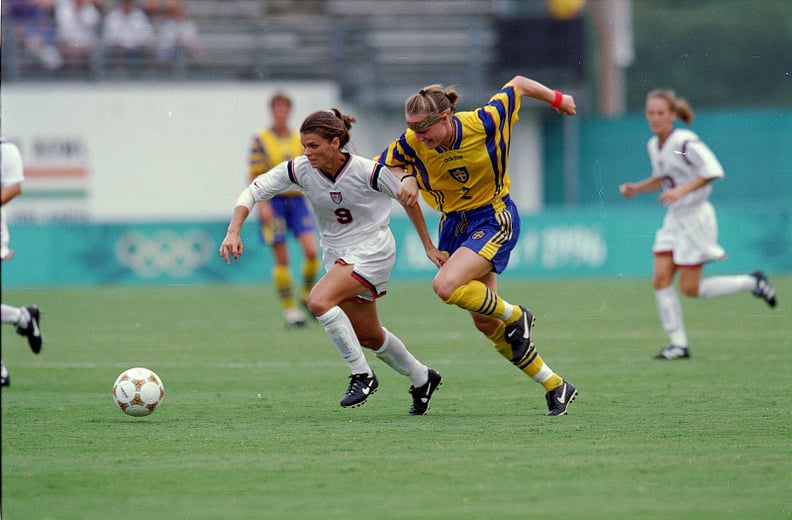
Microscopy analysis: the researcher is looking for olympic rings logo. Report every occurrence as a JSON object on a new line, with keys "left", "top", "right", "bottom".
{"left": 114, "top": 229, "right": 215, "bottom": 279}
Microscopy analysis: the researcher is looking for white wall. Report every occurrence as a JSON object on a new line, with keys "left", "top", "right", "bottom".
{"left": 2, "top": 81, "right": 542, "bottom": 222}
{"left": 2, "top": 81, "right": 340, "bottom": 222}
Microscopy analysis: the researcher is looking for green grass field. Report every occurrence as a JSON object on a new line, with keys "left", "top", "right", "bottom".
{"left": 2, "top": 278, "right": 790, "bottom": 519}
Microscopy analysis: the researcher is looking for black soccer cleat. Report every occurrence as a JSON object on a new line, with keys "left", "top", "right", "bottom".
{"left": 16, "top": 305, "right": 42, "bottom": 354}
{"left": 545, "top": 380, "right": 577, "bottom": 416}
{"left": 408, "top": 368, "right": 443, "bottom": 416}
{"left": 340, "top": 372, "right": 378, "bottom": 408}
{"left": 654, "top": 344, "right": 691, "bottom": 360}
{"left": 504, "top": 306, "right": 536, "bottom": 365}
{"left": 751, "top": 271, "right": 777, "bottom": 308}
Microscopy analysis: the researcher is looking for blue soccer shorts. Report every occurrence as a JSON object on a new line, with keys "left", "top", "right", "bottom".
{"left": 437, "top": 195, "right": 521, "bottom": 274}
{"left": 259, "top": 194, "right": 316, "bottom": 246}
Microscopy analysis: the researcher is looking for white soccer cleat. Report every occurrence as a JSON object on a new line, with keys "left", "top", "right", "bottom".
{"left": 283, "top": 307, "right": 307, "bottom": 327}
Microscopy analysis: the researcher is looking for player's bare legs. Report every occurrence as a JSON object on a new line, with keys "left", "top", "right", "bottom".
{"left": 342, "top": 296, "right": 439, "bottom": 414}
{"left": 433, "top": 247, "right": 575, "bottom": 415}
{"left": 309, "top": 263, "right": 434, "bottom": 410}
{"left": 678, "top": 265, "right": 704, "bottom": 298}
{"left": 653, "top": 255, "right": 775, "bottom": 360}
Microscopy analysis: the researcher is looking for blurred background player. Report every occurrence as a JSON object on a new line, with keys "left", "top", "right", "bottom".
{"left": 1, "top": 139, "right": 44, "bottom": 386}
{"left": 248, "top": 91, "right": 320, "bottom": 327}
{"left": 619, "top": 89, "right": 777, "bottom": 360}
{"left": 221, "top": 109, "right": 443, "bottom": 415}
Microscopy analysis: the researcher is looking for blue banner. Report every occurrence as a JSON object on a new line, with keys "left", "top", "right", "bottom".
{"left": 2, "top": 204, "right": 789, "bottom": 288}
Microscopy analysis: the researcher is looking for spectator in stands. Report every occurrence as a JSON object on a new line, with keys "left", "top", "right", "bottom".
{"left": 7, "top": 0, "right": 62, "bottom": 69}
{"left": 102, "top": 0, "right": 154, "bottom": 62}
{"left": 54, "top": 0, "right": 102, "bottom": 67}
{"left": 140, "top": 0, "right": 161, "bottom": 19}
{"left": 155, "top": 0, "right": 203, "bottom": 65}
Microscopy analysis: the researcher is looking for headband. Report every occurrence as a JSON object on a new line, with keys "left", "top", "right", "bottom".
{"left": 406, "top": 112, "right": 442, "bottom": 132}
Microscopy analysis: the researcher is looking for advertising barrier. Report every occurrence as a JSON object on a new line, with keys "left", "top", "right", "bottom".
{"left": 3, "top": 204, "right": 788, "bottom": 288}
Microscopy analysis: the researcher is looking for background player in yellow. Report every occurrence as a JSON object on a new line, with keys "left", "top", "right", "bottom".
{"left": 378, "top": 76, "right": 578, "bottom": 415}
{"left": 248, "top": 91, "right": 320, "bottom": 327}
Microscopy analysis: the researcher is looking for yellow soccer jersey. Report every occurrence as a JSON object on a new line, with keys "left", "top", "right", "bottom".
{"left": 249, "top": 129, "right": 303, "bottom": 195}
{"left": 377, "top": 84, "right": 521, "bottom": 213}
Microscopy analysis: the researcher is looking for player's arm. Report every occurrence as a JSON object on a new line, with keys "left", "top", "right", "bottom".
{"left": 391, "top": 166, "right": 420, "bottom": 207}
{"left": 619, "top": 177, "right": 662, "bottom": 198}
{"left": 508, "top": 75, "right": 576, "bottom": 115}
{"left": 658, "top": 175, "right": 712, "bottom": 205}
{"left": 401, "top": 200, "right": 446, "bottom": 268}
{"left": 1, "top": 183, "right": 22, "bottom": 206}
{"left": 219, "top": 188, "right": 255, "bottom": 264}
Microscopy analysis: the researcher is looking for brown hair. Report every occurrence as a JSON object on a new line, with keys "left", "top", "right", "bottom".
{"left": 405, "top": 85, "right": 460, "bottom": 117}
{"left": 300, "top": 108, "right": 356, "bottom": 149}
{"left": 270, "top": 90, "right": 292, "bottom": 109}
{"left": 647, "top": 89, "right": 694, "bottom": 125}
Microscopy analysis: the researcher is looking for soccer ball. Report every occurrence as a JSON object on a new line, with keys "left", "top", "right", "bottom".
{"left": 112, "top": 367, "right": 165, "bottom": 417}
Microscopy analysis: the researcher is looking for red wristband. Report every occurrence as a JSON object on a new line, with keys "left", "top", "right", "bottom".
{"left": 550, "top": 90, "right": 563, "bottom": 109}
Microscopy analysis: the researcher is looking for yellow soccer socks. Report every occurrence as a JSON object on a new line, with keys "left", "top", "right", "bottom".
{"left": 301, "top": 256, "right": 320, "bottom": 306}
{"left": 444, "top": 280, "right": 521, "bottom": 322}
{"left": 488, "top": 319, "right": 563, "bottom": 392}
{"left": 273, "top": 264, "right": 297, "bottom": 310}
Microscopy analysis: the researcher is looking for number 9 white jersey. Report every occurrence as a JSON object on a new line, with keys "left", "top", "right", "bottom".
{"left": 248, "top": 154, "right": 401, "bottom": 251}
{"left": 648, "top": 128, "right": 724, "bottom": 211}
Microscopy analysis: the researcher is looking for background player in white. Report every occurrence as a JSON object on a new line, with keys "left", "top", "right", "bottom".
{"left": 1, "top": 139, "right": 44, "bottom": 386}
{"left": 220, "top": 109, "right": 446, "bottom": 415}
{"left": 619, "top": 89, "right": 777, "bottom": 360}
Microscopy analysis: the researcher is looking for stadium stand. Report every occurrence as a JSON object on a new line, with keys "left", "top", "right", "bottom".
{"left": 1, "top": 0, "right": 569, "bottom": 108}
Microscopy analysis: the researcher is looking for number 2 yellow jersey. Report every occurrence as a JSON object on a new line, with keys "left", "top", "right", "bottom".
{"left": 376, "top": 83, "right": 522, "bottom": 214}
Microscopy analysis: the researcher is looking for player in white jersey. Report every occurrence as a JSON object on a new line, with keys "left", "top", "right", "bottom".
{"left": 1, "top": 139, "right": 44, "bottom": 386}
{"left": 619, "top": 90, "right": 777, "bottom": 360}
{"left": 220, "top": 109, "right": 446, "bottom": 414}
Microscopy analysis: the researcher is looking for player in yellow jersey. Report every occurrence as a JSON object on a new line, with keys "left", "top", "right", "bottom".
{"left": 248, "top": 91, "right": 320, "bottom": 327}
{"left": 380, "top": 76, "right": 578, "bottom": 415}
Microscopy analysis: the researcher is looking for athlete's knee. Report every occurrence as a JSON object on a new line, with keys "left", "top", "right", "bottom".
{"left": 652, "top": 273, "right": 673, "bottom": 291}
{"left": 679, "top": 280, "right": 700, "bottom": 298}
{"left": 306, "top": 292, "right": 330, "bottom": 317}
{"left": 432, "top": 273, "right": 458, "bottom": 301}
{"left": 357, "top": 329, "right": 385, "bottom": 350}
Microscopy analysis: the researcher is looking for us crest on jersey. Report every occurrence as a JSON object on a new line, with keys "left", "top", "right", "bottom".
{"left": 330, "top": 191, "right": 343, "bottom": 204}
{"left": 448, "top": 167, "right": 469, "bottom": 183}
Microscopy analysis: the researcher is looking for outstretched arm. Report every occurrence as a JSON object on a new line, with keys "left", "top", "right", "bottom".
{"left": 219, "top": 188, "right": 254, "bottom": 264}
{"left": 508, "top": 75, "right": 576, "bottom": 115}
